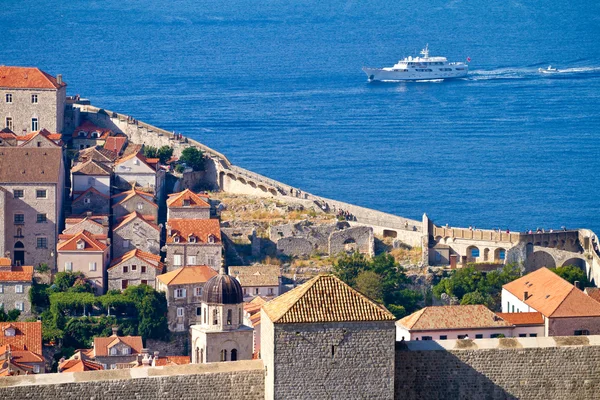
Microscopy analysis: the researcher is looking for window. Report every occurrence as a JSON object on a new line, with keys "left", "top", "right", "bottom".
{"left": 141, "top": 280, "right": 148, "bottom": 285}
{"left": 499, "top": 250, "right": 506, "bottom": 260}
{"left": 177, "top": 307, "right": 185, "bottom": 317}
{"left": 31, "top": 118, "right": 38, "bottom": 131}
{"left": 141, "top": 266, "right": 147, "bottom": 273}
{"left": 231, "top": 349, "right": 237, "bottom": 362}
{"left": 475, "top": 334, "right": 483, "bottom": 339}
{"left": 110, "top": 348, "right": 117, "bottom": 356}
{"left": 196, "top": 307, "right": 202, "bottom": 316}
{"left": 91, "top": 132, "right": 99, "bottom": 139}
{"left": 195, "top": 287, "right": 202, "bottom": 296}
{"left": 12, "top": 190, "right": 23, "bottom": 199}
{"left": 131, "top": 265, "right": 137, "bottom": 271}
{"left": 529, "top": 334, "right": 537, "bottom": 337}
{"left": 176, "top": 323, "right": 184, "bottom": 331}
{"left": 490, "top": 334, "right": 503, "bottom": 338}
{"left": 268, "top": 288, "right": 274, "bottom": 295}
{"left": 175, "top": 288, "right": 186, "bottom": 298}
{"left": 89, "top": 262, "right": 97, "bottom": 271}
{"left": 213, "top": 309, "right": 218, "bottom": 325}
{"left": 65, "top": 262, "right": 73, "bottom": 271}
{"left": 204, "top": 308, "right": 207, "bottom": 324}
{"left": 220, "top": 349, "right": 227, "bottom": 362}
{"left": 207, "top": 235, "right": 215, "bottom": 244}
{"left": 15, "top": 302, "right": 24, "bottom": 311}
{"left": 15, "top": 284, "right": 23, "bottom": 293}
{"left": 36, "top": 213, "right": 47, "bottom": 223}
{"left": 0, "top": 285, "right": 3, "bottom": 293}
{"left": 574, "top": 330, "right": 590, "bottom": 336}
{"left": 84, "top": 197, "right": 91, "bottom": 204}
{"left": 33, "top": 365, "right": 40, "bottom": 373}
{"left": 123, "top": 266, "right": 129, "bottom": 273}
{"left": 173, "top": 254, "right": 182, "bottom": 266}
{"left": 14, "top": 214, "right": 24, "bottom": 224}
{"left": 243, "top": 288, "right": 248, "bottom": 295}
{"left": 208, "top": 257, "right": 215, "bottom": 266}
{"left": 76, "top": 240, "right": 85, "bottom": 250}
{"left": 36, "top": 141, "right": 41, "bottom": 147}
{"left": 6, "top": 117, "right": 13, "bottom": 131}
{"left": 470, "top": 248, "right": 480, "bottom": 258}
{"left": 519, "top": 334, "right": 527, "bottom": 337}
{"left": 254, "top": 288, "right": 259, "bottom": 295}
{"left": 5, "top": 93, "right": 12, "bottom": 103}
{"left": 183, "top": 199, "right": 191, "bottom": 207}
{"left": 31, "top": 94, "right": 38, "bottom": 104}
{"left": 439, "top": 335, "right": 447, "bottom": 340}
{"left": 122, "top": 347, "right": 130, "bottom": 355}
{"left": 121, "top": 280, "right": 128, "bottom": 290}
{"left": 239, "top": 308, "right": 242, "bottom": 324}
{"left": 421, "top": 336, "right": 432, "bottom": 341}
{"left": 36, "top": 237, "right": 47, "bottom": 248}
{"left": 173, "top": 236, "right": 180, "bottom": 243}
{"left": 36, "top": 189, "right": 46, "bottom": 199}
{"left": 122, "top": 239, "right": 130, "bottom": 248}
{"left": 227, "top": 309, "right": 232, "bottom": 325}
{"left": 189, "top": 235, "right": 196, "bottom": 243}
{"left": 187, "top": 255, "right": 197, "bottom": 265}
{"left": 4, "top": 327, "right": 15, "bottom": 336}
{"left": 137, "top": 203, "right": 143, "bottom": 210}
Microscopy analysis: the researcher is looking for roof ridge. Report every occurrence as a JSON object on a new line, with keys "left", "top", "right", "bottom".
{"left": 549, "top": 286, "right": 577, "bottom": 317}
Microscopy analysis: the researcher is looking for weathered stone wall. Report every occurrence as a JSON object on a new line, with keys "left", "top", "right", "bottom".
{"left": 396, "top": 337, "right": 600, "bottom": 400}
{"left": 276, "top": 237, "right": 314, "bottom": 257}
{"left": 329, "top": 226, "right": 374, "bottom": 256}
{"left": 112, "top": 218, "right": 161, "bottom": 259}
{"left": 0, "top": 281, "right": 32, "bottom": 315}
{"left": 0, "top": 87, "right": 64, "bottom": 134}
{"left": 71, "top": 190, "right": 110, "bottom": 216}
{"left": 0, "top": 361, "right": 265, "bottom": 400}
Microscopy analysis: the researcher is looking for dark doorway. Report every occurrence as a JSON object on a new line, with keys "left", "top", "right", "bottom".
{"left": 13, "top": 241, "right": 24, "bottom": 266}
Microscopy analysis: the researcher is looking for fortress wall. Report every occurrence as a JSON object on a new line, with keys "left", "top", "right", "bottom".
{"left": 0, "top": 361, "right": 265, "bottom": 400}
{"left": 396, "top": 336, "right": 600, "bottom": 400}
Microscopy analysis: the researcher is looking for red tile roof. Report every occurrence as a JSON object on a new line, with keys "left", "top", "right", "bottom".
{"left": 0, "top": 322, "right": 42, "bottom": 354}
{"left": 113, "top": 211, "right": 161, "bottom": 232}
{"left": 93, "top": 334, "right": 143, "bottom": 357}
{"left": 0, "top": 66, "right": 66, "bottom": 89}
{"left": 152, "top": 356, "right": 190, "bottom": 367}
{"left": 495, "top": 312, "right": 544, "bottom": 326}
{"left": 17, "top": 129, "right": 63, "bottom": 147}
{"left": 78, "top": 146, "right": 118, "bottom": 163}
{"left": 104, "top": 136, "right": 128, "bottom": 155}
{"left": 111, "top": 189, "right": 157, "bottom": 208}
{"left": 166, "top": 219, "right": 221, "bottom": 244}
{"left": 0, "top": 265, "right": 33, "bottom": 282}
{"left": 57, "top": 230, "right": 108, "bottom": 252}
{"left": 0, "top": 258, "right": 11, "bottom": 267}
{"left": 114, "top": 151, "right": 156, "bottom": 171}
{"left": 503, "top": 267, "right": 600, "bottom": 318}
{"left": 397, "top": 305, "right": 513, "bottom": 331}
{"left": 59, "top": 358, "right": 104, "bottom": 373}
{"left": 156, "top": 265, "right": 217, "bottom": 286}
{"left": 0, "top": 147, "right": 63, "bottom": 183}
{"left": 73, "top": 121, "right": 113, "bottom": 140}
{"left": 108, "top": 249, "right": 163, "bottom": 271}
{"left": 72, "top": 186, "right": 111, "bottom": 202}
{"left": 72, "top": 159, "right": 113, "bottom": 176}
{"left": 584, "top": 287, "right": 600, "bottom": 303}
{"left": 167, "top": 189, "right": 210, "bottom": 208}
{"left": 11, "top": 349, "right": 44, "bottom": 363}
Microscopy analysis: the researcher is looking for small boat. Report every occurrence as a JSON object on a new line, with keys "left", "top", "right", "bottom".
{"left": 362, "top": 44, "right": 469, "bottom": 81}
{"left": 538, "top": 65, "right": 558, "bottom": 73}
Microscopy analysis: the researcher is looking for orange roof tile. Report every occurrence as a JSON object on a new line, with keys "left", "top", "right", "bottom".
{"left": 0, "top": 265, "right": 33, "bottom": 282}
{"left": 0, "top": 66, "right": 66, "bottom": 89}
{"left": 16, "top": 129, "right": 63, "bottom": 147}
{"left": 152, "top": 356, "right": 191, "bottom": 367}
{"left": 104, "top": 136, "right": 128, "bottom": 155}
{"left": 503, "top": 267, "right": 600, "bottom": 318}
{"left": 114, "top": 150, "right": 155, "bottom": 170}
{"left": 73, "top": 121, "right": 113, "bottom": 139}
{"left": 111, "top": 189, "right": 157, "bottom": 208}
{"left": 108, "top": 249, "right": 163, "bottom": 271}
{"left": 397, "top": 305, "right": 513, "bottom": 331}
{"left": 59, "top": 358, "right": 104, "bottom": 373}
{"left": 113, "top": 211, "right": 161, "bottom": 232}
{"left": 72, "top": 159, "right": 112, "bottom": 176}
{"left": 166, "top": 189, "right": 210, "bottom": 208}
{"left": 0, "top": 257, "right": 11, "bottom": 266}
{"left": 495, "top": 312, "right": 544, "bottom": 326}
{"left": 584, "top": 287, "right": 600, "bottom": 303}
{"left": 11, "top": 350, "right": 44, "bottom": 363}
{"left": 57, "top": 230, "right": 108, "bottom": 252}
{"left": 93, "top": 334, "right": 143, "bottom": 357}
{"left": 262, "top": 274, "right": 396, "bottom": 324}
{"left": 156, "top": 265, "right": 217, "bottom": 286}
{"left": 166, "top": 219, "right": 221, "bottom": 244}
{"left": 0, "top": 322, "right": 42, "bottom": 354}
{"left": 78, "top": 146, "right": 118, "bottom": 163}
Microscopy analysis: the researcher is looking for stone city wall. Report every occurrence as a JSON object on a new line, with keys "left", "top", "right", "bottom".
{"left": 396, "top": 336, "right": 600, "bottom": 400}
{"left": 0, "top": 361, "right": 265, "bottom": 400}
{"left": 329, "top": 226, "right": 374, "bottom": 257}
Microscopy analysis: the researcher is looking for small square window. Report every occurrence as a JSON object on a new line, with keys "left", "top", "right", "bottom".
{"left": 36, "top": 189, "right": 47, "bottom": 199}
{"left": 13, "top": 190, "right": 23, "bottom": 199}
{"left": 15, "top": 284, "right": 23, "bottom": 293}
{"left": 141, "top": 279, "right": 148, "bottom": 285}
{"left": 36, "top": 237, "right": 47, "bottom": 249}
{"left": 131, "top": 265, "right": 137, "bottom": 271}
{"left": 123, "top": 266, "right": 129, "bottom": 274}
{"left": 475, "top": 334, "right": 483, "bottom": 339}
{"left": 439, "top": 335, "right": 447, "bottom": 340}
{"left": 31, "top": 94, "right": 38, "bottom": 104}
{"left": 195, "top": 287, "right": 203, "bottom": 297}
{"left": 65, "top": 262, "right": 73, "bottom": 271}
{"left": 15, "top": 302, "right": 24, "bottom": 311}
{"left": 141, "top": 266, "right": 147, "bottom": 273}
{"left": 122, "top": 239, "right": 130, "bottom": 248}
{"left": 196, "top": 307, "right": 202, "bottom": 316}
{"left": 519, "top": 334, "right": 527, "bottom": 337}
{"left": 5, "top": 117, "right": 13, "bottom": 131}
{"left": 5, "top": 93, "right": 12, "bottom": 103}
{"left": 89, "top": 262, "right": 97, "bottom": 271}
{"left": 36, "top": 213, "right": 47, "bottom": 223}
{"left": 529, "top": 334, "right": 537, "bottom": 337}
{"left": 14, "top": 214, "right": 24, "bottom": 224}
{"left": 177, "top": 307, "right": 184, "bottom": 317}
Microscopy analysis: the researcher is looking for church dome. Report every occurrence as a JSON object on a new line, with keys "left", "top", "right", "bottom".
{"left": 202, "top": 270, "right": 244, "bottom": 304}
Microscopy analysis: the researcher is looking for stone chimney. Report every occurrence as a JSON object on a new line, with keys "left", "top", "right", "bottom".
{"left": 57, "top": 74, "right": 62, "bottom": 85}
{"left": 574, "top": 281, "right": 581, "bottom": 290}
{"left": 523, "top": 291, "right": 529, "bottom": 301}
{"left": 111, "top": 326, "right": 119, "bottom": 336}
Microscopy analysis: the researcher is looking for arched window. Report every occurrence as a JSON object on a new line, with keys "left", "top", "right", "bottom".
{"left": 195, "top": 347, "right": 200, "bottom": 364}
{"left": 220, "top": 349, "right": 227, "bottom": 362}
{"left": 231, "top": 349, "right": 237, "bottom": 361}
{"left": 227, "top": 309, "right": 232, "bottom": 325}
{"left": 213, "top": 309, "right": 218, "bottom": 325}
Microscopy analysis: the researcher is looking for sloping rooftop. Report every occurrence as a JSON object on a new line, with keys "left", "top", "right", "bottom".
{"left": 114, "top": 150, "right": 156, "bottom": 171}
{"left": 104, "top": 136, "right": 128, "bottom": 155}
{"left": 112, "top": 188, "right": 157, "bottom": 208}
{"left": 584, "top": 287, "right": 600, "bottom": 303}
{"left": 0, "top": 265, "right": 34, "bottom": 282}
{"left": 397, "top": 305, "right": 513, "bottom": 331}
{"left": 166, "top": 219, "right": 221, "bottom": 244}
{"left": 113, "top": 211, "right": 160, "bottom": 232}
{"left": 167, "top": 189, "right": 210, "bottom": 208}
{"left": 229, "top": 264, "right": 280, "bottom": 287}
{"left": 93, "top": 334, "right": 143, "bottom": 357}
{"left": 0, "top": 147, "right": 62, "bottom": 183}
{"left": 57, "top": 230, "right": 108, "bottom": 252}
{"left": 72, "top": 186, "right": 110, "bottom": 202}
{"left": 262, "top": 274, "right": 395, "bottom": 324}
{"left": 78, "top": 146, "right": 118, "bottom": 163}
{"left": 59, "top": 358, "right": 104, "bottom": 373}
{"left": 16, "top": 129, "right": 63, "bottom": 147}
{"left": 72, "top": 159, "right": 112, "bottom": 176}
{"left": 0, "top": 66, "right": 66, "bottom": 89}
{"left": 0, "top": 322, "right": 42, "bottom": 354}
{"left": 495, "top": 312, "right": 544, "bottom": 326}
{"left": 156, "top": 265, "right": 217, "bottom": 286}
{"left": 108, "top": 249, "right": 163, "bottom": 271}
{"left": 503, "top": 267, "right": 600, "bottom": 318}
{"left": 73, "top": 121, "right": 113, "bottom": 139}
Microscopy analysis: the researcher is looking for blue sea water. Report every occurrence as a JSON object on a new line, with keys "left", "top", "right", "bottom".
{"left": 2, "top": 0, "right": 600, "bottom": 232}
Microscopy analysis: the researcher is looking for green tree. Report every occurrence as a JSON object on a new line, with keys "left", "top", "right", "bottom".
{"left": 0, "top": 307, "right": 21, "bottom": 322}
{"left": 143, "top": 146, "right": 158, "bottom": 158}
{"left": 30, "top": 282, "right": 50, "bottom": 310}
{"left": 333, "top": 252, "right": 369, "bottom": 287}
{"left": 354, "top": 270, "right": 384, "bottom": 303}
{"left": 51, "top": 272, "right": 86, "bottom": 292}
{"left": 460, "top": 291, "right": 495, "bottom": 309}
{"left": 180, "top": 147, "right": 205, "bottom": 171}
{"left": 156, "top": 145, "right": 174, "bottom": 164}
{"left": 550, "top": 265, "right": 589, "bottom": 287}
{"left": 123, "top": 285, "right": 169, "bottom": 340}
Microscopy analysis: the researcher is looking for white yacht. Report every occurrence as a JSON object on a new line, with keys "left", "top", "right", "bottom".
{"left": 362, "top": 45, "right": 469, "bottom": 81}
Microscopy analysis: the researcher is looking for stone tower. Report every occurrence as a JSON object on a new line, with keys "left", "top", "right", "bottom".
{"left": 261, "top": 274, "right": 397, "bottom": 400}
{"left": 190, "top": 267, "right": 253, "bottom": 363}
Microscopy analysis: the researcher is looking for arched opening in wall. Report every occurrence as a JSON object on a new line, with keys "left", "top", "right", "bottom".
{"left": 524, "top": 250, "right": 556, "bottom": 272}
{"left": 534, "top": 241, "right": 541, "bottom": 246}
{"left": 248, "top": 181, "right": 257, "bottom": 188}
{"left": 13, "top": 241, "right": 24, "bottom": 266}
{"left": 466, "top": 245, "right": 479, "bottom": 262}
{"left": 444, "top": 236, "right": 451, "bottom": 244}
{"left": 258, "top": 184, "right": 267, "bottom": 192}
{"left": 219, "top": 172, "right": 225, "bottom": 189}
{"left": 220, "top": 349, "right": 227, "bottom": 362}
{"left": 561, "top": 257, "right": 587, "bottom": 271}
{"left": 542, "top": 241, "right": 549, "bottom": 247}
{"left": 195, "top": 347, "right": 200, "bottom": 364}
{"left": 344, "top": 238, "right": 357, "bottom": 253}
{"left": 268, "top": 188, "right": 278, "bottom": 196}
{"left": 557, "top": 240, "right": 566, "bottom": 250}
{"left": 238, "top": 177, "right": 246, "bottom": 185}
{"left": 483, "top": 248, "right": 490, "bottom": 262}
{"left": 231, "top": 349, "right": 238, "bottom": 361}
{"left": 434, "top": 235, "right": 442, "bottom": 243}
{"left": 494, "top": 248, "right": 506, "bottom": 263}
{"left": 384, "top": 230, "right": 398, "bottom": 239}
{"left": 227, "top": 173, "right": 236, "bottom": 181}
{"left": 549, "top": 240, "right": 557, "bottom": 249}
{"left": 526, "top": 243, "right": 534, "bottom": 256}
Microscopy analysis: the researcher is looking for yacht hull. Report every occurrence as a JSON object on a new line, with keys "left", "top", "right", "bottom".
{"left": 362, "top": 67, "right": 468, "bottom": 81}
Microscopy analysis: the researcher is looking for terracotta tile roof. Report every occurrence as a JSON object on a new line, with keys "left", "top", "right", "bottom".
{"left": 0, "top": 147, "right": 63, "bottom": 183}
{"left": 108, "top": 249, "right": 163, "bottom": 271}
{"left": 244, "top": 297, "right": 268, "bottom": 316}
{"left": 57, "top": 230, "right": 108, "bottom": 252}
{"left": 584, "top": 287, "right": 600, "bottom": 303}
{"left": 229, "top": 264, "right": 280, "bottom": 287}
{"left": 73, "top": 121, "right": 113, "bottom": 140}
{"left": 93, "top": 334, "right": 143, "bottom": 357}
{"left": 0, "top": 128, "right": 16, "bottom": 140}
{"left": 250, "top": 312, "right": 261, "bottom": 328}
{"left": 0, "top": 66, "right": 66, "bottom": 89}
{"left": 166, "top": 219, "right": 221, "bottom": 244}
{"left": 166, "top": 189, "right": 210, "bottom": 208}
{"left": 0, "top": 322, "right": 42, "bottom": 354}
{"left": 113, "top": 211, "right": 161, "bottom": 232}
{"left": 72, "top": 159, "right": 112, "bottom": 176}
{"left": 152, "top": 356, "right": 191, "bottom": 367}
{"left": 11, "top": 350, "right": 44, "bottom": 363}
{"left": 156, "top": 265, "right": 217, "bottom": 286}
{"left": 104, "top": 136, "right": 128, "bottom": 155}
{"left": 59, "top": 358, "right": 104, "bottom": 373}
{"left": 503, "top": 267, "right": 600, "bottom": 318}
{"left": 114, "top": 150, "right": 156, "bottom": 171}
{"left": 16, "top": 129, "right": 63, "bottom": 147}
{"left": 495, "top": 312, "right": 544, "bottom": 326}
{"left": 0, "top": 258, "right": 11, "bottom": 267}
{"left": 65, "top": 215, "right": 109, "bottom": 228}
{"left": 111, "top": 189, "right": 157, "bottom": 208}
{"left": 262, "top": 274, "right": 396, "bottom": 324}
{"left": 78, "top": 146, "right": 118, "bottom": 163}
{"left": 73, "top": 186, "right": 110, "bottom": 202}
{"left": 398, "top": 305, "right": 513, "bottom": 331}
{"left": 0, "top": 265, "right": 33, "bottom": 282}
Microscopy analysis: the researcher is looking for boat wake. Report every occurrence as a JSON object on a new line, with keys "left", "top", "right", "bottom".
{"left": 466, "top": 66, "right": 600, "bottom": 81}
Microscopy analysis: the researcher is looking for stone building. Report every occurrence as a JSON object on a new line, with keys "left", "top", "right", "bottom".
{"left": 0, "top": 66, "right": 66, "bottom": 134}
{"left": 0, "top": 147, "right": 65, "bottom": 269}
{"left": 57, "top": 230, "right": 110, "bottom": 295}
{"left": 77, "top": 146, "right": 118, "bottom": 167}
{"left": 166, "top": 189, "right": 211, "bottom": 220}
{"left": 228, "top": 264, "right": 281, "bottom": 300}
{"left": 0, "top": 128, "right": 63, "bottom": 148}
{"left": 112, "top": 211, "right": 161, "bottom": 259}
{"left": 63, "top": 216, "right": 109, "bottom": 236}
{"left": 58, "top": 349, "right": 103, "bottom": 373}
{"left": 103, "top": 136, "right": 128, "bottom": 156}
{"left": 0, "top": 257, "right": 33, "bottom": 316}
{"left": 71, "top": 187, "right": 111, "bottom": 216}
{"left": 92, "top": 327, "right": 143, "bottom": 370}
{"left": 107, "top": 249, "right": 164, "bottom": 291}
{"left": 190, "top": 269, "right": 254, "bottom": 363}
{"left": 156, "top": 265, "right": 217, "bottom": 332}
{"left": 72, "top": 121, "right": 114, "bottom": 150}
{"left": 71, "top": 159, "right": 112, "bottom": 198}
{"left": 261, "top": 274, "right": 397, "bottom": 400}
{"left": 165, "top": 219, "right": 222, "bottom": 271}
{"left": 502, "top": 267, "right": 600, "bottom": 336}
{"left": 0, "top": 321, "right": 45, "bottom": 375}
{"left": 111, "top": 188, "right": 158, "bottom": 225}
{"left": 114, "top": 150, "right": 159, "bottom": 192}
